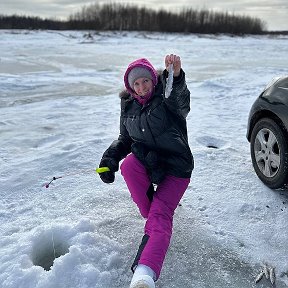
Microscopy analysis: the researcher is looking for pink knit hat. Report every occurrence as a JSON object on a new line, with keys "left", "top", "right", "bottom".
{"left": 124, "top": 58, "right": 158, "bottom": 94}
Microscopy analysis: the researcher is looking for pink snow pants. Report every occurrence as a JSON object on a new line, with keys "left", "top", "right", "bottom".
{"left": 120, "top": 153, "right": 190, "bottom": 279}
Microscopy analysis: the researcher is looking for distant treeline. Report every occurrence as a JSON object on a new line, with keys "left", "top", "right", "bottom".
{"left": 0, "top": 3, "right": 267, "bottom": 34}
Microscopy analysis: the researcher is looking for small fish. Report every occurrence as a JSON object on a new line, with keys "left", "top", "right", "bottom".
{"left": 165, "top": 64, "right": 174, "bottom": 98}
{"left": 269, "top": 267, "right": 276, "bottom": 285}
{"left": 263, "top": 264, "right": 270, "bottom": 279}
{"left": 255, "top": 271, "right": 264, "bottom": 283}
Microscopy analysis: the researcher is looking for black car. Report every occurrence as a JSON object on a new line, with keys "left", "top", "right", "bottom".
{"left": 247, "top": 76, "right": 288, "bottom": 189}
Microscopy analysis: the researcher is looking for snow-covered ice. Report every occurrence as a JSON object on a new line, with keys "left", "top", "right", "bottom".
{"left": 0, "top": 30, "right": 288, "bottom": 288}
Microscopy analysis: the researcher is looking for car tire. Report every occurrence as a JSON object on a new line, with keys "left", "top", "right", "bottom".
{"left": 250, "top": 117, "right": 288, "bottom": 189}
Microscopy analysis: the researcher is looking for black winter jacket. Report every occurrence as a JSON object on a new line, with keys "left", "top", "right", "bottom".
{"left": 101, "top": 69, "right": 194, "bottom": 179}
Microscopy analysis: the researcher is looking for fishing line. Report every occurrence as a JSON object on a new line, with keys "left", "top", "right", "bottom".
{"left": 51, "top": 230, "right": 56, "bottom": 260}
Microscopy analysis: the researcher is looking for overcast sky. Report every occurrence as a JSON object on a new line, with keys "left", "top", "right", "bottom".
{"left": 1, "top": 0, "right": 287, "bottom": 31}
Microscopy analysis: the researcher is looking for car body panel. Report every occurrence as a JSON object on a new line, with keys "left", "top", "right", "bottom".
{"left": 247, "top": 76, "right": 288, "bottom": 141}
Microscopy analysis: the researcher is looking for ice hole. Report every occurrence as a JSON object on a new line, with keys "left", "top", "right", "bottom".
{"left": 196, "top": 136, "right": 226, "bottom": 149}
{"left": 207, "top": 144, "right": 218, "bottom": 149}
{"left": 31, "top": 229, "right": 70, "bottom": 271}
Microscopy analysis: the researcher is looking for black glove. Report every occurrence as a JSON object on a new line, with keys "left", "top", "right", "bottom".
{"left": 98, "top": 157, "right": 118, "bottom": 184}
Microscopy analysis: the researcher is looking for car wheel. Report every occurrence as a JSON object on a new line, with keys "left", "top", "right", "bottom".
{"left": 250, "top": 118, "right": 288, "bottom": 189}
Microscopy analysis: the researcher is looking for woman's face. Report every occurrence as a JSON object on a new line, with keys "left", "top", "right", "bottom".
{"left": 133, "top": 78, "right": 153, "bottom": 96}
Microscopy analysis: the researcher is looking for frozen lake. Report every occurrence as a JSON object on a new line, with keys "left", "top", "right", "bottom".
{"left": 0, "top": 30, "right": 288, "bottom": 288}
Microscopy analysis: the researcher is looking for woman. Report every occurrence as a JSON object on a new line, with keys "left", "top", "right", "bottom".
{"left": 98, "top": 54, "right": 194, "bottom": 288}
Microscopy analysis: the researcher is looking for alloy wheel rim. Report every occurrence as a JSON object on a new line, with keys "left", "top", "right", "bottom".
{"left": 254, "top": 128, "right": 281, "bottom": 178}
